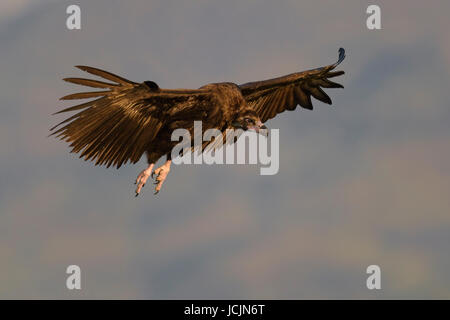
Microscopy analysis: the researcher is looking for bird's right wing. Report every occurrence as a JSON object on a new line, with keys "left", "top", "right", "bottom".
{"left": 50, "top": 66, "right": 211, "bottom": 168}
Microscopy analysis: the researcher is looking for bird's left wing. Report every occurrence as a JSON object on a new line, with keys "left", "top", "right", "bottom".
{"left": 51, "top": 65, "right": 211, "bottom": 168}
{"left": 239, "top": 48, "right": 346, "bottom": 123}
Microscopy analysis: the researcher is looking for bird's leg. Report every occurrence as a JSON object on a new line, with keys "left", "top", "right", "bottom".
{"left": 135, "top": 163, "right": 154, "bottom": 196}
{"left": 152, "top": 160, "right": 172, "bottom": 195}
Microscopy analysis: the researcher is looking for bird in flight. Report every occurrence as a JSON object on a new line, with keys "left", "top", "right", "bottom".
{"left": 51, "top": 48, "right": 346, "bottom": 196}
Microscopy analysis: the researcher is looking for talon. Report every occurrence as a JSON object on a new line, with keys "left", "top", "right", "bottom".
{"left": 151, "top": 160, "right": 171, "bottom": 194}
{"left": 134, "top": 163, "right": 154, "bottom": 196}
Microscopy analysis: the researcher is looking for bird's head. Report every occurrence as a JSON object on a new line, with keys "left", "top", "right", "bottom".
{"left": 232, "top": 109, "right": 268, "bottom": 136}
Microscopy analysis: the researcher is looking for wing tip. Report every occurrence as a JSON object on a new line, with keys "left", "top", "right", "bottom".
{"left": 74, "top": 65, "right": 89, "bottom": 71}
{"left": 335, "top": 48, "right": 346, "bottom": 66}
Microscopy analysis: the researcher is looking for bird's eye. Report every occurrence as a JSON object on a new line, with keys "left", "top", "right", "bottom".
{"left": 244, "top": 118, "right": 255, "bottom": 124}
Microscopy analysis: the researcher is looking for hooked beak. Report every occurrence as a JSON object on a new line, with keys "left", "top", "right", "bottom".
{"left": 250, "top": 121, "right": 268, "bottom": 136}
{"left": 232, "top": 120, "right": 268, "bottom": 136}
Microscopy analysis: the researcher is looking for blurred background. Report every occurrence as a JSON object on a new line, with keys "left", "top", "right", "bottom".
{"left": 1, "top": 0, "right": 449, "bottom": 299}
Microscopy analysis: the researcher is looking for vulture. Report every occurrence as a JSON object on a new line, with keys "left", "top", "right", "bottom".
{"left": 51, "top": 48, "right": 346, "bottom": 196}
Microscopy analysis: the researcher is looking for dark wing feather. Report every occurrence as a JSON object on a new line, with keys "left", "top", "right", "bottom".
{"left": 51, "top": 66, "right": 210, "bottom": 168}
{"left": 239, "top": 48, "right": 346, "bottom": 122}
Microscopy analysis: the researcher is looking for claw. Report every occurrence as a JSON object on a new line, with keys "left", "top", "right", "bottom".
{"left": 134, "top": 163, "right": 154, "bottom": 197}
{"left": 135, "top": 160, "right": 172, "bottom": 195}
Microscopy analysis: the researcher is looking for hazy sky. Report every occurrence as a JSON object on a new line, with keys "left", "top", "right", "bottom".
{"left": 1, "top": 0, "right": 450, "bottom": 298}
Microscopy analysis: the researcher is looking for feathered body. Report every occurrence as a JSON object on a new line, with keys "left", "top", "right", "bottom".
{"left": 146, "top": 83, "right": 249, "bottom": 163}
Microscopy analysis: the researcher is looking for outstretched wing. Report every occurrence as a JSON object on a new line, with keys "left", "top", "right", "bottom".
{"left": 239, "top": 48, "right": 346, "bottom": 123}
{"left": 51, "top": 66, "right": 210, "bottom": 168}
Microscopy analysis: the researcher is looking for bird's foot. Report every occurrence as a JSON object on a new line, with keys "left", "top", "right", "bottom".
{"left": 152, "top": 160, "right": 171, "bottom": 195}
{"left": 135, "top": 163, "right": 154, "bottom": 196}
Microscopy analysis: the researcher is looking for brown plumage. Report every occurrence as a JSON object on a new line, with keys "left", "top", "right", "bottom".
{"left": 51, "top": 48, "right": 346, "bottom": 195}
